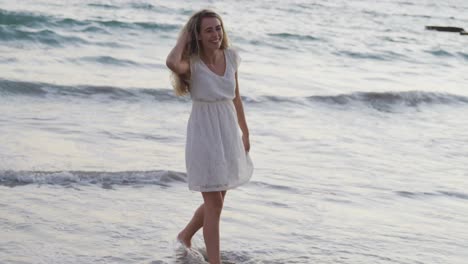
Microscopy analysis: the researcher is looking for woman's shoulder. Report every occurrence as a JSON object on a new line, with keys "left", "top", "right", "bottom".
{"left": 225, "top": 47, "right": 241, "bottom": 70}
{"left": 225, "top": 46, "right": 240, "bottom": 57}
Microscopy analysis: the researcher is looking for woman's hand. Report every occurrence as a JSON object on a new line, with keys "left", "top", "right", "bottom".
{"left": 242, "top": 134, "right": 250, "bottom": 152}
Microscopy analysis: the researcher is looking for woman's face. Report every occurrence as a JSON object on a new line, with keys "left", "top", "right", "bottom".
{"left": 198, "top": 17, "right": 223, "bottom": 52}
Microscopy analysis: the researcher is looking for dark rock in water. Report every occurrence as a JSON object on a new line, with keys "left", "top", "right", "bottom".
{"left": 461, "top": 31, "right": 468, "bottom": 35}
{"left": 425, "top": 26, "right": 465, "bottom": 32}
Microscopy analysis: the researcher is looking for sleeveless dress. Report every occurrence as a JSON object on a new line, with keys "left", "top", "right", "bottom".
{"left": 185, "top": 48, "right": 254, "bottom": 192}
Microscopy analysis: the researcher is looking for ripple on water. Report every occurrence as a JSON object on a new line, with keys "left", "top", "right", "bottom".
{"left": 395, "top": 190, "right": 468, "bottom": 200}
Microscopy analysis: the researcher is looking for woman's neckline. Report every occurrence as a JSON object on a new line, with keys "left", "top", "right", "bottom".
{"left": 199, "top": 49, "right": 227, "bottom": 78}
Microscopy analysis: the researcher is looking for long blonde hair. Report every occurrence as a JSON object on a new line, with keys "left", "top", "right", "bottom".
{"left": 171, "top": 9, "right": 230, "bottom": 96}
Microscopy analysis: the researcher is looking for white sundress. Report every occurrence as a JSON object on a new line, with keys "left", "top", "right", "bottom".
{"left": 185, "top": 48, "right": 254, "bottom": 192}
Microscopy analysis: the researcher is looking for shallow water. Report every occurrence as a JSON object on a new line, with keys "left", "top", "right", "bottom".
{"left": 1, "top": 0, "right": 468, "bottom": 263}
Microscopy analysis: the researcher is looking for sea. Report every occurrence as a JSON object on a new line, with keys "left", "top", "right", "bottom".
{"left": 1, "top": 0, "right": 467, "bottom": 263}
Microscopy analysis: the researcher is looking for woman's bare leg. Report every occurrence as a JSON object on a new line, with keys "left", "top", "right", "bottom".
{"left": 178, "top": 191, "right": 226, "bottom": 248}
{"left": 201, "top": 191, "right": 224, "bottom": 264}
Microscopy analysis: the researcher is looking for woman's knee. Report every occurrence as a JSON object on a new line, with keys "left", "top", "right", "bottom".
{"left": 202, "top": 192, "right": 224, "bottom": 214}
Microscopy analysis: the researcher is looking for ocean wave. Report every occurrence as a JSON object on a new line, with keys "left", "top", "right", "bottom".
{"left": 78, "top": 55, "right": 139, "bottom": 66}
{"left": 426, "top": 49, "right": 454, "bottom": 57}
{"left": 0, "top": 79, "right": 179, "bottom": 102}
{"left": 80, "top": 25, "right": 110, "bottom": 34}
{"left": 333, "top": 50, "right": 409, "bottom": 61}
{"left": 0, "top": 26, "right": 127, "bottom": 47}
{"left": 395, "top": 190, "right": 468, "bottom": 200}
{"left": 234, "top": 32, "right": 323, "bottom": 51}
{"left": 0, "top": 170, "right": 186, "bottom": 188}
{"left": 308, "top": 91, "right": 468, "bottom": 111}
{"left": 0, "top": 8, "right": 178, "bottom": 32}
{"left": 248, "top": 91, "right": 468, "bottom": 111}
{"left": 96, "top": 20, "right": 178, "bottom": 31}
{"left": 457, "top": 52, "right": 468, "bottom": 60}
{"left": 0, "top": 27, "right": 88, "bottom": 46}
{"left": 87, "top": 3, "right": 120, "bottom": 9}
{"left": 0, "top": 9, "right": 49, "bottom": 26}
{"left": 85, "top": 2, "right": 192, "bottom": 16}
{"left": 268, "top": 32, "right": 320, "bottom": 42}
{"left": 2, "top": 80, "right": 468, "bottom": 109}
{"left": 129, "top": 2, "right": 156, "bottom": 10}
{"left": 71, "top": 55, "right": 162, "bottom": 68}
{"left": 0, "top": 57, "right": 17, "bottom": 63}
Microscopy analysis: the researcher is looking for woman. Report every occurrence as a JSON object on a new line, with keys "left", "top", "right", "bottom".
{"left": 166, "top": 9, "right": 254, "bottom": 264}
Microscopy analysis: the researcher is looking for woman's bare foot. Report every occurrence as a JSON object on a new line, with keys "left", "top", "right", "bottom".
{"left": 177, "top": 230, "right": 192, "bottom": 248}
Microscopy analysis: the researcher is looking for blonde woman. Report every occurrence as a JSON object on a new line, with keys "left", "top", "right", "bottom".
{"left": 166, "top": 9, "right": 254, "bottom": 264}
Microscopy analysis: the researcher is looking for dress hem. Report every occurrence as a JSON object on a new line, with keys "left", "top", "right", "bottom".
{"left": 188, "top": 177, "right": 251, "bottom": 192}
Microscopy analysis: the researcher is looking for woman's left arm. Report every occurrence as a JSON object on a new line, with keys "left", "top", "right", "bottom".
{"left": 233, "top": 72, "right": 250, "bottom": 152}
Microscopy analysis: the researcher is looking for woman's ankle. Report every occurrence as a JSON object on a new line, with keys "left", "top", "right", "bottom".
{"left": 177, "top": 230, "right": 192, "bottom": 248}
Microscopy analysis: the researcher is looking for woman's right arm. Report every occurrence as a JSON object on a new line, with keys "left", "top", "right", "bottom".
{"left": 166, "top": 30, "right": 190, "bottom": 75}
